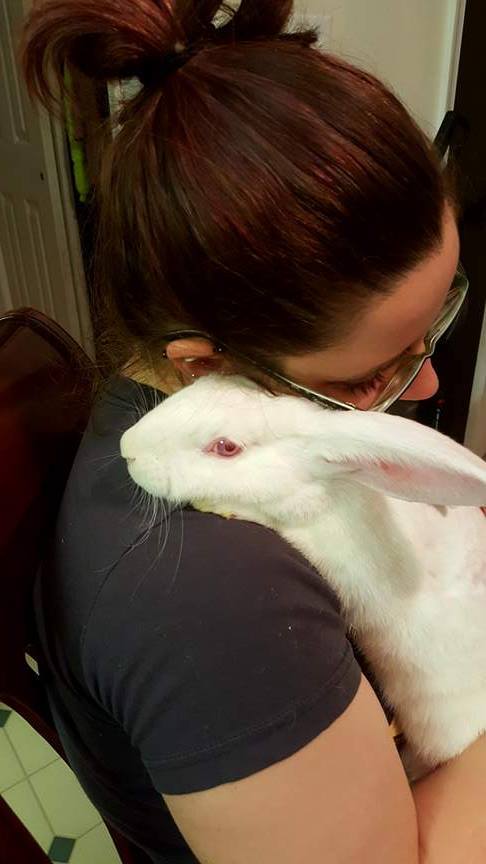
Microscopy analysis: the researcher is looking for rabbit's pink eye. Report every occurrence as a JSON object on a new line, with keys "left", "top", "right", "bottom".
{"left": 204, "top": 438, "right": 243, "bottom": 458}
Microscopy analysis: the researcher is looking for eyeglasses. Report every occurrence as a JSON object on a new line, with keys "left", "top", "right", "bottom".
{"left": 161, "top": 265, "right": 469, "bottom": 413}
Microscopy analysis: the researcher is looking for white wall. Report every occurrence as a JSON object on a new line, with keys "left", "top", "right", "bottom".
{"left": 296, "top": 0, "right": 464, "bottom": 136}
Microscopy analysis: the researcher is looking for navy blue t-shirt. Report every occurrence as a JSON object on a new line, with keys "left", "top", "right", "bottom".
{"left": 35, "top": 376, "right": 363, "bottom": 863}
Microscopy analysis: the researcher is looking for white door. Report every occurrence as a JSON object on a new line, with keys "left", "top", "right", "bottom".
{"left": 0, "top": 0, "right": 93, "bottom": 353}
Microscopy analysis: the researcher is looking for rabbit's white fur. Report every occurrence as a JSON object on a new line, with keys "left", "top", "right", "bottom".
{"left": 121, "top": 375, "right": 486, "bottom": 778}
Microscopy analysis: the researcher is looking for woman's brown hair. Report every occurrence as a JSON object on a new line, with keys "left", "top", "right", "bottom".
{"left": 21, "top": 0, "right": 454, "bottom": 382}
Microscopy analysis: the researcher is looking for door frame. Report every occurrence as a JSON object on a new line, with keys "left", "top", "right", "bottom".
{"left": 37, "top": 103, "right": 94, "bottom": 357}
{"left": 456, "top": 0, "right": 486, "bottom": 456}
{"left": 446, "top": 0, "right": 467, "bottom": 111}
{"left": 466, "top": 312, "right": 486, "bottom": 456}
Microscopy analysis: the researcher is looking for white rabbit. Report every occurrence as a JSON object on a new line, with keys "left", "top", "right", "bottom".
{"left": 120, "top": 374, "right": 486, "bottom": 780}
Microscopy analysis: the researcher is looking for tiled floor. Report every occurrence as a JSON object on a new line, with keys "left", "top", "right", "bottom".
{"left": 0, "top": 703, "right": 121, "bottom": 863}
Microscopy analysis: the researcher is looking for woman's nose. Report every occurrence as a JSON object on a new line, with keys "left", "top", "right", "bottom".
{"left": 400, "top": 358, "right": 439, "bottom": 402}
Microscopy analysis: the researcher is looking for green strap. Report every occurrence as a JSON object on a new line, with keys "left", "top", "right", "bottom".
{"left": 63, "top": 66, "right": 90, "bottom": 203}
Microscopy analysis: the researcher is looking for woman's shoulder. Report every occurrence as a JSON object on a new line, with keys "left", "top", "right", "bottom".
{"left": 81, "top": 506, "right": 349, "bottom": 657}
{"left": 83, "top": 508, "right": 362, "bottom": 794}
{"left": 93, "top": 507, "right": 345, "bottom": 627}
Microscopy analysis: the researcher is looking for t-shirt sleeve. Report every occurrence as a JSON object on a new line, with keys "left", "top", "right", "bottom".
{"left": 82, "top": 511, "right": 362, "bottom": 795}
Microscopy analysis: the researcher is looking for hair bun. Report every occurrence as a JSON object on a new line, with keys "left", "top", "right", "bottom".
{"left": 22, "top": 0, "right": 295, "bottom": 106}
{"left": 22, "top": 0, "right": 180, "bottom": 106}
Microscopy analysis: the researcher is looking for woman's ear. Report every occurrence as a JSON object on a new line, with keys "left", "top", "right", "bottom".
{"left": 165, "top": 338, "right": 225, "bottom": 382}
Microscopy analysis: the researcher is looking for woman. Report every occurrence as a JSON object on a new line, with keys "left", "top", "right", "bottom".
{"left": 22, "top": 2, "right": 486, "bottom": 862}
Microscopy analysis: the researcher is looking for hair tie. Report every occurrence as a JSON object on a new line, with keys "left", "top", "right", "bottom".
{"left": 138, "top": 43, "right": 193, "bottom": 87}
{"left": 138, "top": 24, "right": 218, "bottom": 88}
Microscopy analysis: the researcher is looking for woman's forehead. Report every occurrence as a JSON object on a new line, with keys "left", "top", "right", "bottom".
{"left": 284, "top": 205, "right": 460, "bottom": 384}
{"left": 343, "top": 207, "right": 460, "bottom": 374}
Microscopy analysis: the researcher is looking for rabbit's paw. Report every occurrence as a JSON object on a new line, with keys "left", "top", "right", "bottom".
{"left": 193, "top": 501, "right": 235, "bottom": 520}
{"left": 399, "top": 742, "right": 435, "bottom": 784}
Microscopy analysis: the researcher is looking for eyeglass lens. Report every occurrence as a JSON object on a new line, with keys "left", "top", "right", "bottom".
{"left": 366, "top": 270, "right": 468, "bottom": 411}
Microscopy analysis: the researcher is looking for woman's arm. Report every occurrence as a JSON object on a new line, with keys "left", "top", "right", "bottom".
{"left": 165, "top": 676, "right": 486, "bottom": 864}
{"left": 164, "top": 676, "right": 419, "bottom": 863}
{"left": 412, "top": 733, "right": 486, "bottom": 863}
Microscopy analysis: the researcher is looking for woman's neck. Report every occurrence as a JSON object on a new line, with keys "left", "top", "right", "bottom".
{"left": 121, "top": 360, "right": 177, "bottom": 396}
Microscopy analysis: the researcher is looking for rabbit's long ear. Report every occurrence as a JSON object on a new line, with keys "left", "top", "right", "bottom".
{"left": 306, "top": 411, "right": 486, "bottom": 506}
